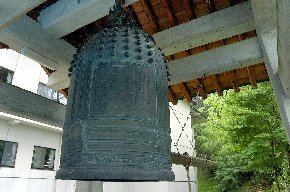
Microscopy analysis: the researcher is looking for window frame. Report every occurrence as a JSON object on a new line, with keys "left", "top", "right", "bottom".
{"left": 31, "top": 145, "right": 56, "bottom": 171}
{"left": 0, "top": 66, "right": 14, "bottom": 84}
{"left": 0, "top": 140, "right": 18, "bottom": 168}
{"left": 37, "top": 82, "right": 67, "bottom": 105}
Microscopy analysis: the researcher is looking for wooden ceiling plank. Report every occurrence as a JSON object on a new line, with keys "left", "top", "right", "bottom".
{"left": 168, "top": 87, "right": 178, "bottom": 105}
{"left": 179, "top": 83, "right": 192, "bottom": 102}
{"left": 247, "top": 65, "right": 257, "bottom": 88}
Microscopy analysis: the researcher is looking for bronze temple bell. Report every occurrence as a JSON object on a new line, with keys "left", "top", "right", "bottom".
{"left": 56, "top": 1, "right": 175, "bottom": 181}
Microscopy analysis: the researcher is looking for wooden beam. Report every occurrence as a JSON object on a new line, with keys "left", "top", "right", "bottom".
{"left": 179, "top": 83, "right": 192, "bottom": 102}
{"left": 168, "top": 87, "right": 178, "bottom": 105}
{"left": 168, "top": 37, "right": 264, "bottom": 85}
{"left": 47, "top": 68, "right": 70, "bottom": 90}
{"left": 21, "top": 47, "right": 59, "bottom": 70}
{"left": 0, "top": 16, "right": 75, "bottom": 71}
{"left": 197, "top": 79, "right": 207, "bottom": 99}
{"left": 247, "top": 66, "right": 257, "bottom": 88}
{"left": 153, "top": 1, "right": 255, "bottom": 55}
{"left": 39, "top": 0, "right": 139, "bottom": 38}
{"left": 171, "top": 153, "right": 217, "bottom": 168}
{"left": 0, "top": 0, "right": 46, "bottom": 29}
{"left": 212, "top": 75, "right": 223, "bottom": 96}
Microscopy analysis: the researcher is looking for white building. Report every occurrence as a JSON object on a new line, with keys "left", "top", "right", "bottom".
{"left": 0, "top": 49, "right": 198, "bottom": 192}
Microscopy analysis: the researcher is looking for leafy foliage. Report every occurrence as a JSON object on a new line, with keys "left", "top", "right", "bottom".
{"left": 198, "top": 168, "right": 219, "bottom": 192}
{"left": 194, "top": 82, "right": 290, "bottom": 191}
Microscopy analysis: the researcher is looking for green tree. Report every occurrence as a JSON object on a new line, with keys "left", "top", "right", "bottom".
{"left": 195, "top": 82, "right": 290, "bottom": 191}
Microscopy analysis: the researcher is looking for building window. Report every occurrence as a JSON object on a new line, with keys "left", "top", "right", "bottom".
{"left": 37, "top": 83, "right": 67, "bottom": 105}
{"left": 0, "top": 140, "right": 18, "bottom": 167}
{"left": 31, "top": 146, "right": 55, "bottom": 170}
{"left": 0, "top": 67, "right": 13, "bottom": 84}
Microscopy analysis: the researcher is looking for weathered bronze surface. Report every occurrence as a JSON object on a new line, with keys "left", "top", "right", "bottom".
{"left": 56, "top": 2, "right": 174, "bottom": 181}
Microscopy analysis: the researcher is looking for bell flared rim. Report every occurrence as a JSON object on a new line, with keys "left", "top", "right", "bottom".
{"left": 56, "top": 167, "right": 175, "bottom": 181}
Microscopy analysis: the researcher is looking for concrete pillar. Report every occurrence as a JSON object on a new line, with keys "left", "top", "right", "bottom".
{"left": 258, "top": 29, "right": 290, "bottom": 143}
{"left": 250, "top": 0, "right": 290, "bottom": 143}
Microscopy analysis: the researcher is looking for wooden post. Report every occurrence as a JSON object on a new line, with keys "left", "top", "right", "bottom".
{"left": 171, "top": 152, "right": 217, "bottom": 168}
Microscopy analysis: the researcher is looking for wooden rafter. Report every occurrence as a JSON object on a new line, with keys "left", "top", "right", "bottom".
{"left": 213, "top": 0, "right": 231, "bottom": 11}
{"left": 171, "top": 0, "right": 195, "bottom": 23}
{"left": 229, "top": 70, "right": 240, "bottom": 93}
{"left": 179, "top": 82, "right": 192, "bottom": 102}
{"left": 142, "top": 0, "right": 160, "bottom": 32}
{"left": 247, "top": 65, "right": 257, "bottom": 88}
{"left": 0, "top": 42, "right": 8, "bottom": 49}
{"left": 194, "top": 0, "right": 214, "bottom": 17}
{"left": 212, "top": 75, "right": 223, "bottom": 96}
{"left": 164, "top": 0, "right": 178, "bottom": 26}
{"left": 133, "top": 0, "right": 158, "bottom": 34}
{"left": 171, "top": 152, "right": 217, "bottom": 168}
{"left": 128, "top": 5, "right": 143, "bottom": 28}
{"left": 185, "top": 0, "right": 196, "bottom": 20}
{"left": 196, "top": 79, "right": 207, "bottom": 99}
{"left": 168, "top": 86, "right": 178, "bottom": 105}
{"left": 60, "top": 88, "right": 68, "bottom": 98}
{"left": 208, "top": 0, "right": 217, "bottom": 12}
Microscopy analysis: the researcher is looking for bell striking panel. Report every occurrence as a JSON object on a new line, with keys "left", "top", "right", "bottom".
{"left": 56, "top": 2, "right": 174, "bottom": 181}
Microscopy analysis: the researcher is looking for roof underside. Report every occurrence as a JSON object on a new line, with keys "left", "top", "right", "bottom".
{"left": 1, "top": 0, "right": 269, "bottom": 104}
